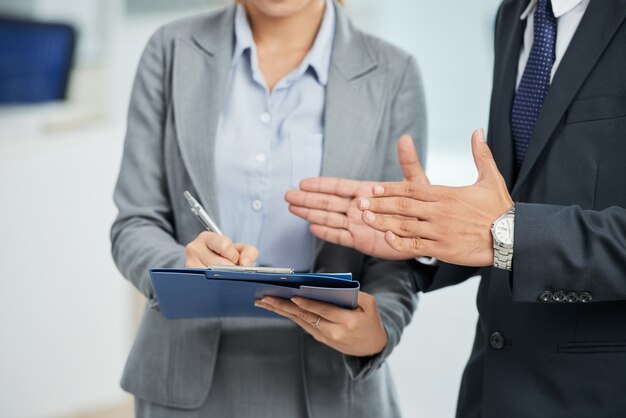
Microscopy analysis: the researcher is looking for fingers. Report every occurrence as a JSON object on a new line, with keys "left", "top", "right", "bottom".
{"left": 256, "top": 296, "right": 357, "bottom": 349}
{"left": 370, "top": 181, "right": 444, "bottom": 203}
{"left": 185, "top": 231, "right": 241, "bottom": 267}
{"left": 291, "top": 297, "right": 352, "bottom": 324}
{"left": 309, "top": 225, "right": 356, "bottom": 249}
{"left": 202, "top": 232, "right": 240, "bottom": 264}
{"left": 397, "top": 134, "right": 429, "bottom": 184}
{"left": 356, "top": 291, "right": 378, "bottom": 312}
{"left": 256, "top": 294, "right": 387, "bottom": 357}
{"left": 185, "top": 253, "right": 206, "bottom": 268}
{"left": 289, "top": 205, "right": 350, "bottom": 229}
{"left": 234, "top": 243, "right": 259, "bottom": 267}
{"left": 188, "top": 251, "right": 235, "bottom": 268}
{"left": 259, "top": 296, "right": 330, "bottom": 323}
{"left": 361, "top": 211, "right": 438, "bottom": 239}
{"left": 256, "top": 298, "right": 327, "bottom": 340}
{"left": 297, "top": 177, "right": 368, "bottom": 197}
{"left": 471, "top": 128, "right": 499, "bottom": 183}
{"left": 357, "top": 195, "right": 433, "bottom": 219}
{"left": 284, "top": 190, "right": 352, "bottom": 213}
{"left": 385, "top": 231, "right": 437, "bottom": 257}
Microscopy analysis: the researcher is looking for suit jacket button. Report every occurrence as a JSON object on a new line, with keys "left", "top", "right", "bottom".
{"left": 490, "top": 332, "right": 505, "bottom": 350}
{"left": 552, "top": 290, "right": 566, "bottom": 302}
{"left": 539, "top": 291, "right": 553, "bottom": 302}
{"left": 579, "top": 292, "right": 592, "bottom": 303}
{"left": 566, "top": 292, "right": 579, "bottom": 303}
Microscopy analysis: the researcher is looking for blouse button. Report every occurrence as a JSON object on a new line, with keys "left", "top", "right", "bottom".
{"left": 260, "top": 113, "right": 271, "bottom": 124}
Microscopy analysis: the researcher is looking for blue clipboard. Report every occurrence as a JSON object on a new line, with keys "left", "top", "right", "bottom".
{"left": 150, "top": 268, "right": 360, "bottom": 319}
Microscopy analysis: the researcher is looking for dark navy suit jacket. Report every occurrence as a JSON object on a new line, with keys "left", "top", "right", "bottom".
{"left": 413, "top": 1, "right": 626, "bottom": 417}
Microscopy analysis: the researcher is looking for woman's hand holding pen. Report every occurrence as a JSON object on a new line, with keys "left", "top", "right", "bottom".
{"left": 184, "top": 231, "right": 260, "bottom": 268}
{"left": 256, "top": 292, "right": 388, "bottom": 357}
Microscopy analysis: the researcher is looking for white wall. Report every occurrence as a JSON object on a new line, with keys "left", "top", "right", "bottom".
{"left": 349, "top": 0, "right": 501, "bottom": 155}
{"left": 0, "top": 122, "right": 133, "bottom": 418}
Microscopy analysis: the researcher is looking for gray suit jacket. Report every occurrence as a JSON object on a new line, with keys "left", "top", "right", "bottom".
{"left": 111, "top": 3, "right": 426, "bottom": 417}
{"left": 412, "top": 1, "right": 626, "bottom": 417}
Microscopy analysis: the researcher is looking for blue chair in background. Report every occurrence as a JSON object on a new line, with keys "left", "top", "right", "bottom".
{"left": 0, "top": 16, "right": 76, "bottom": 104}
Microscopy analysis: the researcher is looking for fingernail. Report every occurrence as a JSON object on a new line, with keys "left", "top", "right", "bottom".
{"left": 358, "top": 198, "right": 371, "bottom": 210}
{"left": 373, "top": 186, "right": 385, "bottom": 195}
{"left": 241, "top": 257, "right": 251, "bottom": 266}
{"left": 477, "top": 128, "right": 486, "bottom": 143}
{"left": 387, "top": 232, "right": 396, "bottom": 241}
{"left": 261, "top": 297, "right": 272, "bottom": 305}
{"left": 364, "top": 211, "right": 376, "bottom": 222}
{"left": 290, "top": 297, "right": 301, "bottom": 305}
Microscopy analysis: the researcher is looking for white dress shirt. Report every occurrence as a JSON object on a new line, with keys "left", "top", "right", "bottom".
{"left": 516, "top": 0, "right": 590, "bottom": 88}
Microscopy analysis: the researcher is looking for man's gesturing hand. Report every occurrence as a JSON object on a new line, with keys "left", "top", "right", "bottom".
{"left": 284, "top": 134, "right": 428, "bottom": 260}
{"left": 359, "top": 129, "right": 514, "bottom": 267}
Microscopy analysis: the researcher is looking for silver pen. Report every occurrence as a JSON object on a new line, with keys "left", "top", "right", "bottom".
{"left": 184, "top": 191, "right": 224, "bottom": 235}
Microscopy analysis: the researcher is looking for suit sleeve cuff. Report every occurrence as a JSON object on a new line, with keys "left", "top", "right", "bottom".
{"left": 511, "top": 202, "right": 567, "bottom": 302}
{"left": 342, "top": 312, "right": 397, "bottom": 380}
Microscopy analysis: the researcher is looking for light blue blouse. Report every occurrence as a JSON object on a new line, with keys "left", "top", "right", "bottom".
{"left": 215, "top": 2, "right": 335, "bottom": 271}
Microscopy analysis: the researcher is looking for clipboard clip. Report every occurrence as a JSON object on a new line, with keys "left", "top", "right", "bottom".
{"left": 207, "top": 265, "right": 295, "bottom": 275}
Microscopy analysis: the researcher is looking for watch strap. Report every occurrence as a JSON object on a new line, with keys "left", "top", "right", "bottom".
{"left": 493, "top": 247, "right": 513, "bottom": 271}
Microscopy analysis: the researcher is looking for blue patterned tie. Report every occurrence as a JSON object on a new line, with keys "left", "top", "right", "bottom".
{"left": 511, "top": 0, "right": 557, "bottom": 173}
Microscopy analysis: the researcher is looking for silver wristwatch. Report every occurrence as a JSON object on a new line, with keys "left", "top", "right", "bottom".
{"left": 491, "top": 205, "right": 515, "bottom": 271}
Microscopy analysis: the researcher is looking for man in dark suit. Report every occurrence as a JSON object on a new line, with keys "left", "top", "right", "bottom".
{"left": 283, "top": 0, "right": 626, "bottom": 416}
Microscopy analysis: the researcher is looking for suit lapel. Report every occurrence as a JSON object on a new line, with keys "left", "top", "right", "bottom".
{"left": 490, "top": 0, "right": 527, "bottom": 190}
{"left": 320, "top": 5, "right": 384, "bottom": 179}
{"left": 512, "top": 0, "right": 626, "bottom": 195}
{"left": 312, "top": 3, "right": 386, "bottom": 260}
{"left": 172, "top": 7, "right": 235, "bottom": 223}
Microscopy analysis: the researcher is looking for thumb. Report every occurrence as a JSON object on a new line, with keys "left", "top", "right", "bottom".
{"left": 471, "top": 128, "right": 500, "bottom": 183}
{"left": 397, "top": 134, "right": 429, "bottom": 184}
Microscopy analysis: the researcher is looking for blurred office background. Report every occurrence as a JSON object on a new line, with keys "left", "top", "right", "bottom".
{"left": 0, "top": 0, "right": 501, "bottom": 417}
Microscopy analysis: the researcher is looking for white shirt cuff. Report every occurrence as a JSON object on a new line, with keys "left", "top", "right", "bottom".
{"left": 415, "top": 256, "right": 439, "bottom": 266}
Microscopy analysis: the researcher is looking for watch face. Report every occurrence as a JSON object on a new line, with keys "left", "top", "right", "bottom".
{"left": 494, "top": 216, "right": 514, "bottom": 246}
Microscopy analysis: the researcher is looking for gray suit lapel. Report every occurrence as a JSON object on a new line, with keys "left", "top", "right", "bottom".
{"left": 312, "top": 4, "right": 386, "bottom": 259}
{"left": 302, "top": 5, "right": 387, "bottom": 414}
{"left": 172, "top": 7, "right": 235, "bottom": 223}
{"left": 512, "top": 0, "right": 626, "bottom": 195}
{"left": 320, "top": 4, "right": 384, "bottom": 179}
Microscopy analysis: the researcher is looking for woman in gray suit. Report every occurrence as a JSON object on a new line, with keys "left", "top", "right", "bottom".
{"left": 111, "top": 0, "right": 426, "bottom": 416}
